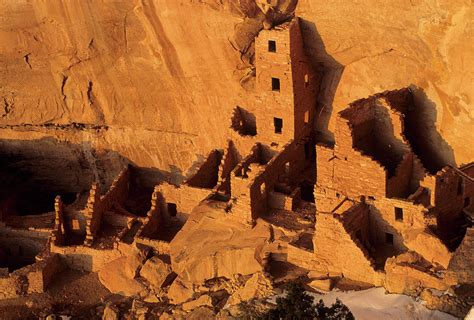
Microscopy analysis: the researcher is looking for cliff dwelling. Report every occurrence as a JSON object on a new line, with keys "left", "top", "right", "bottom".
{"left": 0, "top": 2, "right": 473, "bottom": 319}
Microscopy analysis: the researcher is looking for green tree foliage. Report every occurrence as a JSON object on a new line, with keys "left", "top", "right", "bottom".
{"left": 263, "top": 282, "right": 355, "bottom": 320}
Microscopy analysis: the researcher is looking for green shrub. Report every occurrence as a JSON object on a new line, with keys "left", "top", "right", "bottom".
{"left": 263, "top": 282, "right": 354, "bottom": 320}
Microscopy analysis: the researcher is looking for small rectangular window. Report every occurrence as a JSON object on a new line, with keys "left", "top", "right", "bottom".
{"left": 304, "top": 111, "right": 309, "bottom": 124}
{"left": 72, "top": 219, "right": 80, "bottom": 230}
{"left": 268, "top": 40, "right": 276, "bottom": 52}
{"left": 167, "top": 203, "right": 177, "bottom": 217}
{"left": 274, "top": 117, "right": 283, "bottom": 134}
{"left": 272, "top": 78, "right": 280, "bottom": 92}
{"left": 304, "top": 74, "right": 309, "bottom": 87}
{"left": 395, "top": 207, "right": 403, "bottom": 221}
{"left": 385, "top": 232, "right": 394, "bottom": 245}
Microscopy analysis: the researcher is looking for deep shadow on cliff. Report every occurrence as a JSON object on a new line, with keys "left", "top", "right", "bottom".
{"left": 0, "top": 137, "right": 189, "bottom": 216}
{"left": 299, "top": 19, "right": 344, "bottom": 144}
{"left": 405, "top": 85, "right": 456, "bottom": 173}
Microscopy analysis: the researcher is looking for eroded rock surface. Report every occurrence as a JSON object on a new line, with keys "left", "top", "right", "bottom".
{"left": 0, "top": 0, "right": 471, "bottom": 179}
{"left": 170, "top": 203, "right": 271, "bottom": 284}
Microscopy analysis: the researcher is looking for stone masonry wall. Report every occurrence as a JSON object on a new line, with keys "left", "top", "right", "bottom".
{"left": 333, "top": 117, "right": 387, "bottom": 200}
{"left": 255, "top": 23, "right": 294, "bottom": 146}
{"left": 387, "top": 152, "right": 415, "bottom": 198}
{"left": 51, "top": 195, "right": 65, "bottom": 246}
{"left": 84, "top": 167, "right": 129, "bottom": 245}
{"left": 289, "top": 17, "right": 320, "bottom": 140}
{"left": 158, "top": 183, "right": 212, "bottom": 218}
{"left": 433, "top": 167, "right": 465, "bottom": 241}
{"left": 216, "top": 140, "right": 241, "bottom": 195}
{"left": 185, "top": 149, "right": 223, "bottom": 189}
{"left": 313, "top": 208, "right": 384, "bottom": 286}
{"left": 447, "top": 227, "right": 474, "bottom": 284}
{"left": 138, "top": 186, "right": 164, "bottom": 238}
{"left": 26, "top": 253, "right": 64, "bottom": 294}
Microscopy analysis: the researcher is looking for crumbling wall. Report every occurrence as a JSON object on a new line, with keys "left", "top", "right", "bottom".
{"left": 313, "top": 208, "right": 384, "bottom": 286}
{"left": 446, "top": 227, "right": 474, "bottom": 285}
{"left": 233, "top": 140, "right": 305, "bottom": 221}
{"left": 230, "top": 107, "right": 257, "bottom": 137}
{"left": 157, "top": 183, "right": 211, "bottom": 218}
{"left": 84, "top": 167, "right": 129, "bottom": 245}
{"left": 384, "top": 252, "right": 448, "bottom": 295}
{"left": 387, "top": 152, "right": 417, "bottom": 198}
{"left": 338, "top": 96, "right": 408, "bottom": 177}
{"left": 403, "top": 228, "right": 452, "bottom": 269}
{"left": 185, "top": 149, "right": 223, "bottom": 189}
{"left": 50, "top": 244, "right": 124, "bottom": 272}
{"left": 340, "top": 202, "right": 371, "bottom": 250}
{"left": 230, "top": 144, "right": 273, "bottom": 222}
{"left": 0, "top": 275, "right": 23, "bottom": 299}
{"left": 25, "top": 253, "right": 64, "bottom": 294}
{"left": 63, "top": 208, "right": 87, "bottom": 244}
{"left": 268, "top": 188, "right": 301, "bottom": 211}
{"left": 369, "top": 197, "right": 452, "bottom": 267}
{"left": 51, "top": 196, "right": 65, "bottom": 246}
{"left": 332, "top": 117, "right": 387, "bottom": 200}
{"left": 138, "top": 186, "right": 165, "bottom": 238}
{"left": 432, "top": 167, "right": 466, "bottom": 243}
{"left": 216, "top": 140, "right": 241, "bottom": 195}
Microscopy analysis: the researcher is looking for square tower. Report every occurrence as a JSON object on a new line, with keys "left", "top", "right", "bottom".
{"left": 254, "top": 18, "right": 318, "bottom": 146}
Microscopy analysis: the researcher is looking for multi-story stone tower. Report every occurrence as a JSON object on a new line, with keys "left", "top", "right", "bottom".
{"left": 254, "top": 18, "right": 318, "bottom": 146}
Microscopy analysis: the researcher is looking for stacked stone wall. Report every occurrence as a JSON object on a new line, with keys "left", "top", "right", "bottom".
{"left": 313, "top": 209, "right": 384, "bottom": 286}
{"left": 138, "top": 186, "right": 164, "bottom": 238}
{"left": 216, "top": 140, "right": 241, "bottom": 195}
{"left": 157, "top": 183, "right": 211, "bottom": 219}
{"left": 84, "top": 167, "right": 129, "bottom": 245}
{"left": 185, "top": 149, "right": 223, "bottom": 189}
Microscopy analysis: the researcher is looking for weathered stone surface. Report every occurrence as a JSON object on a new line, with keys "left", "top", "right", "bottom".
{"left": 139, "top": 256, "right": 172, "bottom": 289}
{"left": 420, "top": 289, "right": 471, "bottom": 318}
{"left": 308, "top": 278, "right": 333, "bottom": 292}
{"left": 384, "top": 252, "right": 449, "bottom": 295}
{"left": 404, "top": 228, "right": 451, "bottom": 268}
{"left": 1, "top": 0, "right": 469, "bottom": 175}
{"left": 182, "top": 294, "right": 213, "bottom": 311}
{"left": 98, "top": 257, "right": 147, "bottom": 297}
{"left": 184, "top": 307, "right": 216, "bottom": 320}
{"left": 170, "top": 203, "right": 271, "bottom": 284}
{"left": 447, "top": 227, "right": 474, "bottom": 285}
{"left": 124, "top": 246, "right": 149, "bottom": 279}
{"left": 168, "top": 277, "right": 196, "bottom": 305}
{"left": 102, "top": 303, "right": 119, "bottom": 320}
{"left": 297, "top": 0, "right": 474, "bottom": 164}
{"left": 227, "top": 273, "right": 273, "bottom": 305}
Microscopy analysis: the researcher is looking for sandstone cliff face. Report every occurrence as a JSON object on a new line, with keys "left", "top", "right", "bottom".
{"left": 297, "top": 0, "right": 473, "bottom": 164}
{"left": 0, "top": 0, "right": 472, "bottom": 180}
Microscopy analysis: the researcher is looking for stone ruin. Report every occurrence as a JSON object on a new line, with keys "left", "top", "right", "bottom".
{"left": 0, "top": 17, "right": 472, "bottom": 318}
